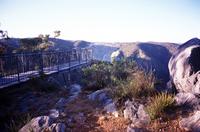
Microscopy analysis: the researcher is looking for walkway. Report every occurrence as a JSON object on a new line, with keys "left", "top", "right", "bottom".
{"left": 0, "top": 48, "right": 92, "bottom": 88}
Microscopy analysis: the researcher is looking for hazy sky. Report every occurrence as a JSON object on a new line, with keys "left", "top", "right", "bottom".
{"left": 1, "top": 0, "right": 200, "bottom": 43}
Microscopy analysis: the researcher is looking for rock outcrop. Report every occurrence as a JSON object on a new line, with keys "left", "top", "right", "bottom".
{"left": 168, "top": 38, "right": 200, "bottom": 94}
{"left": 174, "top": 92, "right": 199, "bottom": 107}
{"left": 88, "top": 89, "right": 118, "bottom": 117}
{"left": 124, "top": 100, "right": 150, "bottom": 128}
{"left": 180, "top": 111, "right": 200, "bottom": 131}
{"left": 111, "top": 50, "right": 125, "bottom": 62}
{"left": 19, "top": 116, "right": 51, "bottom": 132}
{"left": 19, "top": 115, "right": 65, "bottom": 132}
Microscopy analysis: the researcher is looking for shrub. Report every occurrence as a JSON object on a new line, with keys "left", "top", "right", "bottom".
{"left": 111, "top": 69, "right": 156, "bottom": 101}
{"left": 128, "top": 70, "right": 156, "bottom": 98}
{"left": 146, "top": 93, "right": 174, "bottom": 120}
{"left": 82, "top": 61, "right": 112, "bottom": 90}
{"left": 82, "top": 60, "right": 137, "bottom": 90}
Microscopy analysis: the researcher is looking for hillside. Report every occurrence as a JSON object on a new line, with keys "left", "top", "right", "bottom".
{"left": 119, "top": 42, "right": 178, "bottom": 82}
{"left": 0, "top": 38, "right": 92, "bottom": 53}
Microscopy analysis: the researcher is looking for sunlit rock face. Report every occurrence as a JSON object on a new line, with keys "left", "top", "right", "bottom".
{"left": 168, "top": 38, "right": 200, "bottom": 94}
{"left": 111, "top": 50, "right": 125, "bottom": 62}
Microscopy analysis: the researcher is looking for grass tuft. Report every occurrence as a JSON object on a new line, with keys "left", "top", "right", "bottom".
{"left": 112, "top": 70, "right": 156, "bottom": 101}
{"left": 146, "top": 93, "right": 174, "bottom": 120}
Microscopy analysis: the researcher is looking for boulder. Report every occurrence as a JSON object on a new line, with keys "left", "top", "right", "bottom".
{"left": 88, "top": 89, "right": 112, "bottom": 105}
{"left": 111, "top": 50, "right": 125, "bottom": 62}
{"left": 88, "top": 89, "right": 118, "bottom": 117}
{"left": 48, "top": 123, "right": 66, "bottom": 132}
{"left": 124, "top": 100, "right": 138, "bottom": 120}
{"left": 180, "top": 111, "right": 200, "bottom": 131}
{"left": 66, "top": 84, "right": 82, "bottom": 102}
{"left": 124, "top": 100, "right": 150, "bottom": 127}
{"left": 104, "top": 102, "right": 119, "bottom": 117}
{"left": 49, "top": 109, "right": 60, "bottom": 119}
{"left": 19, "top": 116, "right": 52, "bottom": 132}
{"left": 174, "top": 93, "right": 199, "bottom": 107}
{"left": 168, "top": 38, "right": 200, "bottom": 94}
{"left": 69, "top": 84, "right": 82, "bottom": 96}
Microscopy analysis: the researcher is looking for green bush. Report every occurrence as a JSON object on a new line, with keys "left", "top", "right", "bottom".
{"left": 82, "top": 61, "right": 112, "bottom": 90}
{"left": 82, "top": 60, "right": 137, "bottom": 90}
{"left": 146, "top": 93, "right": 174, "bottom": 120}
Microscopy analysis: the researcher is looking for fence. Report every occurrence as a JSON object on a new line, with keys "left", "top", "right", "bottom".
{"left": 0, "top": 48, "right": 93, "bottom": 88}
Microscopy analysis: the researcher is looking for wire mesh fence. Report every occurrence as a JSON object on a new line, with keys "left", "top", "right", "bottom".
{"left": 0, "top": 48, "right": 93, "bottom": 88}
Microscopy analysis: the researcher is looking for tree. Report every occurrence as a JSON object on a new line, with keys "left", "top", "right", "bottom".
{"left": 0, "top": 23, "right": 9, "bottom": 39}
{"left": 20, "top": 38, "right": 42, "bottom": 52}
{"left": 38, "top": 34, "right": 53, "bottom": 51}
{"left": 54, "top": 30, "right": 61, "bottom": 38}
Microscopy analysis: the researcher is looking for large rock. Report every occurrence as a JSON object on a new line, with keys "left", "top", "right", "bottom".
{"left": 104, "top": 102, "right": 119, "bottom": 117}
{"left": 19, "top": 116, "right": 52, "bottom": 132}
{"left": 111, "top": 50, "right": 125, "bottom": 62}
{"left": 88, "top": 89, "right": 118, "bottom": 116}
{"left": 168, "top": 38, "right": 200, "bottom": 94}
{"left": 49, "top": 109, "right": 60, "bottom": 119}
{"left": 174, "top": 93, "right": 199, "bottom": 107}
{"left": 66, "top": 84, "right": 82, "bottom": 102}
{"left": 88, "top": 89, "right": 112, "bottom": 105}
{"left": 124, "top": 100, "right": 150, "bottom": 127}
{"left": 180, "top": 111, "right": 200, "bottom": 131}
{"left": 69, "top": 84, "right": 82, "bottom": 95}
{"left": 47, "top": 123, "right": 66, "bottom": 132}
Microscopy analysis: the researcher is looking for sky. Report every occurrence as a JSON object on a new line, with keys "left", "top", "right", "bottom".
{"left": 0, "top": 0, "right": 200, "bottom": 43}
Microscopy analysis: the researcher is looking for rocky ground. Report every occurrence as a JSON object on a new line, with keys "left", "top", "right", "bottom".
{"left": 1, "top": 82, "right": 196, "bottom": 132}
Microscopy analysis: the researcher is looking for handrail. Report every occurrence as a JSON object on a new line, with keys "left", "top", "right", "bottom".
{"left": 0, "top": 48, "right": 93, "bottom": 88}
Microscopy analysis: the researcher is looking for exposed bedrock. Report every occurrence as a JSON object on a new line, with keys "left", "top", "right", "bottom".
{"left": 168, "top": 38, "right": 200, "bottom": 94}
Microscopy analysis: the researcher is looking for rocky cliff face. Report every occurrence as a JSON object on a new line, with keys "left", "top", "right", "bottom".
{"left": 168, "top": 38, "right": 200, "bottom": 94}
{"left": 120, "top": 42, "right": 178, "bottom": 82}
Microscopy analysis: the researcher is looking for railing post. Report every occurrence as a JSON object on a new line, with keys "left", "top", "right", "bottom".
{"left": 78, "top": 49, "right": 81, "bottom": 64}
{"left": 17, "top": 55, "right": 20, "bottom": 82}
{"left": 68, "top": 51, "right": 71, "bottom": 68}
{"left": 57, "top": 52, "right": 60, "bottom": 72}
{"left": 91, "top": 48, "right": 93, "bottom": 61}
{"left": 86, "top": 49, "right": 88, "bottom": 63}
{"left": 40, "top": 51, "right": 44, "bottom": 75}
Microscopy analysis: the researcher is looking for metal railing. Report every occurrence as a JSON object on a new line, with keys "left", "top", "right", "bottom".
{"left": 0, "top": 48, "right": 93, "bottom": 88}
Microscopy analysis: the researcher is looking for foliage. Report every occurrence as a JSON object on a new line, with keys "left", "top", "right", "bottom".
{"left": 82, "top": 61, "right": 112, "bottom": 90}
{"left": 19, "top": 38, "right": 42, "bottom": 52}
{"left": 146, "top": 93, "right": 174, "bottom": 120}
{"left": 82, "top": 60, "right": 137, "bottom": 90}
{"left": 54, "top": 30, "right": 61, "bottom": 38}
{"left": 111, "top": 69, "right": 156, "bottom": 101}
{"left": 111, "top": 60, "right": 135, "bottom": 81}
{"left": 0, "top": 30, "right": 9, "bottom": 39}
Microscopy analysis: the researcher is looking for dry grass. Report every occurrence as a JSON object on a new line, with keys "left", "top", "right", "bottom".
{"left": 112, "top": 70, "right": 156, "bottom": 101}
{"left": 146, "top": 93, "right": 174, "bottom": 120}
